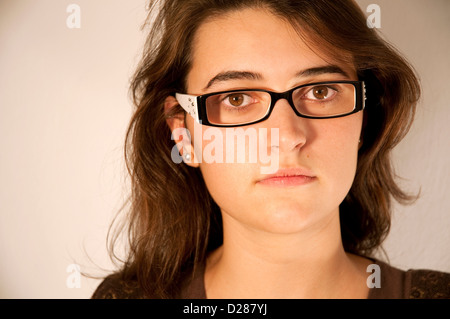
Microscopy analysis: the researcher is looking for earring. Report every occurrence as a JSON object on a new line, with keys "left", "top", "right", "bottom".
{"left": 184, "top": 153, "right": 191, "bottom": 161}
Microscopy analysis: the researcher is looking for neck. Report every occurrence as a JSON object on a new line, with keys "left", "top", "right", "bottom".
{"left": 205, "top": 210, "right": 369, "bottom": 298}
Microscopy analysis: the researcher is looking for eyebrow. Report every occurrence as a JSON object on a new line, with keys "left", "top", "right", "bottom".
{"left": 204, "top": 71, "right": 263, "bottom": 90}
{"left": 204, "top": 65, "right": 350, "bottom": 90}
{"left": 296, "top": 65, "right": 350, "bottom": 78}
{"left": 295, "top": 65, "right": 350, "bottom": 78}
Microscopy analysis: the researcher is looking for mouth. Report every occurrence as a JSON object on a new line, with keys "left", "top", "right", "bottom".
{"left": 257, "top": 168, "right": 316, "bottom": 187}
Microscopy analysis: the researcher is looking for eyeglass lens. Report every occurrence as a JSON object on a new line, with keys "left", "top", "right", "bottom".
{"left": 205, "top": 83, "right": 356, "bottom": 125}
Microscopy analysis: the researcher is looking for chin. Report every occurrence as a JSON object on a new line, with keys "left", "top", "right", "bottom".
{"left": 256, "top": 202, "right": 333, "bottom": 235}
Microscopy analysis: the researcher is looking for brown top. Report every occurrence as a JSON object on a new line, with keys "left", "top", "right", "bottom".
{"left": 92, "top": 259, "right": 450, "bottom": 299}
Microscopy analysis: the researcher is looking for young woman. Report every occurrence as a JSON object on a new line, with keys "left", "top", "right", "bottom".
{"left": 92, "top": 0, "right": 450, "bottom": 299}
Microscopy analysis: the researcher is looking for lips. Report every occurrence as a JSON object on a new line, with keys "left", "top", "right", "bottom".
{"left": 257, "top": 168, "right": 316, "bottom": 187}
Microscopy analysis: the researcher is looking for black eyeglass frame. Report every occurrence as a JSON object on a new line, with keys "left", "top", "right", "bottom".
{"left": 175, "top": 80, "right": 366, "bottom": 127}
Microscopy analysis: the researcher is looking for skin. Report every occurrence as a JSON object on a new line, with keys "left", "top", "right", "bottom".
{"left": 166, "top": 8, "right": 372, "bottom": 298}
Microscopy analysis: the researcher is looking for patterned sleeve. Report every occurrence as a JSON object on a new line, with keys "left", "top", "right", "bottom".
{"left": 409, "top": 269, "right": 450, "bottom": 299}
{"left": 91, "top": 273, "right": 145, "bottom": 299}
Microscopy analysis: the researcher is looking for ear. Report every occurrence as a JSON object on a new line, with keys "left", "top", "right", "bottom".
{"left": 165, "top": 95, "right": 185, "bottom": 132}
{"left": 164, "top": 96, "right": 200, "bottom": 168}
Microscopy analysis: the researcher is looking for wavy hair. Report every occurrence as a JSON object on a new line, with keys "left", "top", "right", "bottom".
{"left": 107, "top": 0, "right": 420, "bottom": 298}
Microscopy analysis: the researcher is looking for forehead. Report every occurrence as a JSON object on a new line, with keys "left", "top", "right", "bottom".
{"left": 187, "top": 8, "right": 356, "bottom": 92}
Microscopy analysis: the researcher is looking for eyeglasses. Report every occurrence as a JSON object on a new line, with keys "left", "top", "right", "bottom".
{"left": 176, "top": 81, "right": 366, "bottom": 127}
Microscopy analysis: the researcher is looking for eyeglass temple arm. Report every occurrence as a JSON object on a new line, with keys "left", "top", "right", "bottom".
{"left": 363, "top": 82, "right": 367, "bottom": 109}
{"left": 175, "top": 93, "right": 200, "bottom": 123}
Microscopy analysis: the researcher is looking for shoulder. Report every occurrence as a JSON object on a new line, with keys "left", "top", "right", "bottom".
{"left": 408, "top": 268, "right": 450, "bottom": 299}
{"left": 370, "top": 258, "right": 450, "bottom": 299}
{"left": 91, "top": 273, "right": 146, "bottom": 299}
{"left": 91, "top": 268, "right": 204, "bottom": 299}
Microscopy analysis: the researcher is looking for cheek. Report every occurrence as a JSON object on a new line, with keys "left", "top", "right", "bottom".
{"left": 199, "top": 163, "right": 252, "bottom": 207}
{"left": 194, "top": 124, "right": 258, "bottom": 209}
{"left": 314, "top": 114, "right": 362, "bottom": 191}
{"left": 184, "top": 117, "right": 249, "bottom": 202}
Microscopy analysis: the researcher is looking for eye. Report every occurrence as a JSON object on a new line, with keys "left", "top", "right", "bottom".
{"left": 304, "top": 85, "right": 338, "bottom": 100}
{"left": 223, "top": 93, "right": 253, "bottom": 107}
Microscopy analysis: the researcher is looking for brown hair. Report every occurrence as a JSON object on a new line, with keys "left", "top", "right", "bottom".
{"left": 108, "top": 0, "right": 420, "bottom": 298}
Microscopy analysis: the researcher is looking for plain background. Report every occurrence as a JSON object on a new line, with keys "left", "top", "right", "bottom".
{"left": 0, "top": 0, "right": 449, "bottom": 298}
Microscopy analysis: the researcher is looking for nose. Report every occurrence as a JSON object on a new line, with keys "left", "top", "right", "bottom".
{"left": 263, "top": 98, "right": 307, "bottom": 152}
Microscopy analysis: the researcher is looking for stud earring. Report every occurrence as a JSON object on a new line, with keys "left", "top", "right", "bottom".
{"left": 184, "top": 153, "right": 191, "bottom": 161}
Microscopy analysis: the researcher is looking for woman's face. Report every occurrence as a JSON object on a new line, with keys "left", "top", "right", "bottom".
{"left": 183, "top": 8, "right": 363, "bottom": 235}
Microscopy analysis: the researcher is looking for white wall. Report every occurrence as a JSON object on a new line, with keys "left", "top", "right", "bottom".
{"left": 356, "top": 0, "right": 450, "bottom": 272}
{"left": 0, "top": 0, "right": 147, "bottom": 298}
{"left": 0, "top": 0, "right": 448, "bottom": 298}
